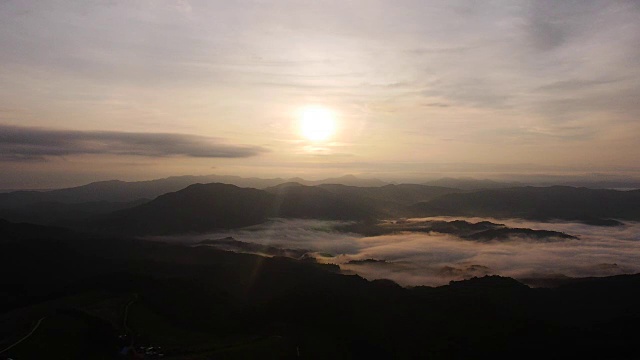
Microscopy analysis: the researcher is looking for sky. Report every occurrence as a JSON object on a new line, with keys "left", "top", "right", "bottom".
{"left": 1, "top": 0, "right": 639, "bottom": 188}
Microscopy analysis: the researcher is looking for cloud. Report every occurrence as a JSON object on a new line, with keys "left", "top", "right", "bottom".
{"left": 161, "top": 217, "right": 640, "bottom": 287}
{"left": 0, "top": 124, "right": 267, "bottom": 161}
{"left": 158, "top": 219, "right": 362, "bottom": 255}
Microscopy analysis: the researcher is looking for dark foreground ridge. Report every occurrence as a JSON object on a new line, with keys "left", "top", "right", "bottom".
{"left": 1, "top": 219, "right": 639, "bottom": 359}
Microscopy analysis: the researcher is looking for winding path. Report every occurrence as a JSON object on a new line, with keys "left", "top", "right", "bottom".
{"left": 123, "top": 295, "right": 137, "bottom": 333}
{"left": 122, "top": 293, "right": 138, "bottom": 349}
{"left": 0, "top": 316, "right": 46, "bottom": 355}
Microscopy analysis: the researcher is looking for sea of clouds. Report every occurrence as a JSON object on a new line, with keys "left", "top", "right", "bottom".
{"left": 156, "top": 217, "right": 640, "bottom": 287}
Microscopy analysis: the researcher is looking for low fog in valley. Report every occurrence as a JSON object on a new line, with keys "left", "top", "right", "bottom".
{"left": 159, "top": 217, "right": 640, "bottom": 286}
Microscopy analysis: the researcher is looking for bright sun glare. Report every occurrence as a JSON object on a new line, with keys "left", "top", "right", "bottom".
{"left": 299, "top": 106, "right": 336, "bottom": 142}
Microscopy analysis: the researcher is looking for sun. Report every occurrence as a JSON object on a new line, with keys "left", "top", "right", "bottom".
{"left": 298, "top": 106, "right": 336, "bottom": 142}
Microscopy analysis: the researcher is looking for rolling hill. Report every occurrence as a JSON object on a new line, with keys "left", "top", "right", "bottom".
{"left": 0, "top": 174, "right": 388, "bottom": 209}
{"left": 411, "top": 186, "right": 640, "bottom": 221}
{"left": 86, "top": 183, "right": 380, "bottom": 235}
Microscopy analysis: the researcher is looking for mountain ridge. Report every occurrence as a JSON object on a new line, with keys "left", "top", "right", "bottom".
{"left": 0, "top": 174, "right": 389, "bottom": 209}
{"left": 412, "top": 185, "right": 640, "bottom": 221}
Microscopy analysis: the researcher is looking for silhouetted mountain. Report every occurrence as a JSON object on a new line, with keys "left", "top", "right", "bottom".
{"left": 269, "top": 183, "right": 462, "bottom": 219}
{"left": 0, "top": 218, "right": 79, "bottom": 241}
{"left": 11, "top": 181, "right": 639, "bottom": 238}
{"left": 396, "top": 219, "right": 505, "bottom": 235}
{"left": 88, "top": 183, "right": 274, "bottom": 235}
{"left": 339, "top": 219, "right": 577, "bottom": 241}
{"left": 0, "top": 174, "right": 388, "bottom": 209}
{"left": 266, "top": 183, "right": 408, "bottom": 218}
{"left": 557, "top": 180, "right": 640, "bottom": 190}
{"left": 411, "top": 186, "right": 640, "bottom": 221}
{"left": 0, "top": 175, "right": 282, "bottom": 208}
{"left": 447, "top": 275, "right": 530, "bottom": 290}
{"left": 303, "top": 174, "right": 388, "bottom": 187}
{"left": 422, "top": 177, "right": 521, "bottom": 190}
{"left": 88, "top": 183, "right": 378, "bottom": 235}
{"left": 353, "top": 219, "right": 505, "bottom": 237}
{"left": 265, "top": 183, "right": 378, "bottom": 220}
{"left": 464, "top": 227, "right": 577, "bottom": 241}
{"left": 347, "top": 258, "right": 388, "bottom": 265}
{"left": 0, "top": 199, "right": 148, "bottom": 226}
{"left": 578, "top": 216, "right": 625, "bottom": 226}
{"left": 317, "top": 183, "right": 462, "bottom": 205}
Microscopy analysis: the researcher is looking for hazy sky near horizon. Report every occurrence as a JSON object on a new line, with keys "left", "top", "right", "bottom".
{"left": 1, "top": 0, "right": 639, "bottom": 188}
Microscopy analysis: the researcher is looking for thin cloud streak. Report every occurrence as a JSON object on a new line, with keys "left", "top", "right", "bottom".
{"left": 0, "top": 124, "right": 267, "bottom": 161}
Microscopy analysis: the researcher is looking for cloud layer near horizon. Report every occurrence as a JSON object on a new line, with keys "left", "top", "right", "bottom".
{"left": 0, "top": 124, "right": 267, "bottom": 161}
{"left": 164, "top": 218, "right": 640, "bottom": 287}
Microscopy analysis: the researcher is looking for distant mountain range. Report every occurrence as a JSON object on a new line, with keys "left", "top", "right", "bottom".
{"left": 83, "top": 182, "right": 406, "bottom": 235}
{"left": 411, "top": 186, "right": 640, "bottom": 222}
{"left": 3, "top": 173, "right": 638, "bottom": 211}
{"left": 0, "top": 218, "right": 80, "bottom": 241}
{"left": 1, "top": 174, "right": 639, "bottom": 236}
{"left": 78, "top": 183, "right": 638, "bottom": 236}
{"left": 421, "top": 177, "right": 522, "bottom": 190}
{"left": 421, "top": 177, "right": 640, "bottom": 190}
{"left": 0, "top": 199, "right": 148, "bottom": 226}
{"left": 0, "top": 174, "right": 388, "bottom": 208}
